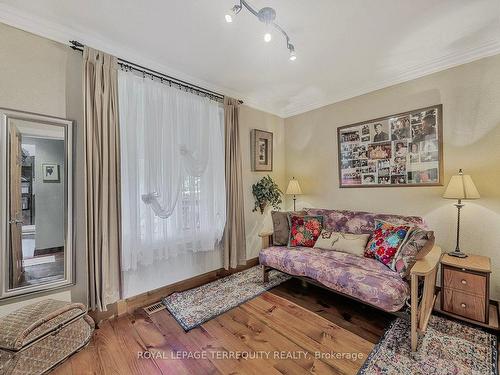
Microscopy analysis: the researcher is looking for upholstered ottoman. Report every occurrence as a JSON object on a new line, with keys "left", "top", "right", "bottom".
{"left": 0, "top": 299, "right": 94, "bottom": 374}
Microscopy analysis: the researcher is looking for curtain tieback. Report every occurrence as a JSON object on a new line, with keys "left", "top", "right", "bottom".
{"left": 141, "top": 192, "right": 174, "bottom": 219}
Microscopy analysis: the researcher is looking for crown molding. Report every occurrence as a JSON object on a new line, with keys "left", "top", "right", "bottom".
{"left": 282, "top": 38, "right": 500, "bottom": 118}
{"left": 0, "top": 3, "right": 278, "bottom": 116}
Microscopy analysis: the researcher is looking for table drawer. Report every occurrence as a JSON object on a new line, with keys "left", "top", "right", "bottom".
{"left": 443, "top": 267, "right": 486, "bottom": 296}
{"left": 442, "top": 288, "right": 486, "bottom": 322}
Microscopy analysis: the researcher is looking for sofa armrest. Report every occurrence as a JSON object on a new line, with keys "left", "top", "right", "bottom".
{"left": 409, "top": 244, "right": 441, "bottom": 352}
{"left": 410, "top": 245, "right": 442, "bottom": 276}
{"left": 258, "top": 231, "right": 273, "bottom": 250}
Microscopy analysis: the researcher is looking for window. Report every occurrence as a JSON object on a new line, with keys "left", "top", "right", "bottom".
{"left": 118, "top": 70, "right": 226, "bottom": 273}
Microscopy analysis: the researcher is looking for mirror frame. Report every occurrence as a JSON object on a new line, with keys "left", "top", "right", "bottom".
{"left": 0, "top": 108, "right": 74, "bottom": 300}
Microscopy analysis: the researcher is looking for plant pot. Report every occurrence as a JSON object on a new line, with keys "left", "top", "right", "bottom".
{"left": 259, "top": 202, "right": 267, "bottom": 214}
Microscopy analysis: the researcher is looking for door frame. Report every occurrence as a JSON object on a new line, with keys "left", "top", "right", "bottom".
{"left": 9, "top": 124, "right": 23, "bottom": 288}
{"left": 0, "top": 108, "right": 75, "bottom": 300}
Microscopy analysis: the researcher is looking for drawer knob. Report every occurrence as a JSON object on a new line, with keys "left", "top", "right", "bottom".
{"left": 461, "top": 280, "right": 467, "bottom": 285}
{"left": 461, "top": 303, "right": 466, "bottom": 308}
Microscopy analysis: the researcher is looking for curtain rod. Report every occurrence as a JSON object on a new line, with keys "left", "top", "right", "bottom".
{"left": 69, "top": 41, "right": 243, "bottom": 104}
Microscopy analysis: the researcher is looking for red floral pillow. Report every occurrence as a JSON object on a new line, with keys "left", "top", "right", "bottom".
{"left": 288, "top": 215, "right": 323, "bottom": 247}
{"left": 364, "top": 220, "right": 412, "bottom": 265}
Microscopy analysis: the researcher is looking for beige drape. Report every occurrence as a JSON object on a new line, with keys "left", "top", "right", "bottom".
{"left": 223, "top": 97, "right": 246, "bottom": 269}
{"left": 83, "top": 47, "right": 121, "bottom": 311}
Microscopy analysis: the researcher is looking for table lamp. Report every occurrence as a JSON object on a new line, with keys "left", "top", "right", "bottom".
{"left": 443, "top": 169, "right": 480, "bottom": 258}
{"left": 286, "top": 177, "right": 302, "bottom": 211}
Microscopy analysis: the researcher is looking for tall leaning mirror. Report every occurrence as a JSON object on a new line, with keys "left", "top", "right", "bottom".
{"left": 0, "top": 109, "right": 74, "bottom": 299}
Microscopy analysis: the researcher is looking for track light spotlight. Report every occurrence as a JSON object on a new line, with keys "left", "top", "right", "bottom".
{"left": 288, "top": 44, "right": 296, "bottom": 61}
{"left": 231, "top": 4, "right": 242, "bottom": 14}
{"left": 226, "top": 4, "right": 242, "bottom": 23}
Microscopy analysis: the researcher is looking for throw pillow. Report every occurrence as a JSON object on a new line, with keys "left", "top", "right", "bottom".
{"left": 364, "top": 220, "right": 412, "bottom": 265}
{"left": 314, "top": 230, "right": 370, "bottom": 256}
{"left": 288, "top": 215, "right": 323, "bottom": 247}
{"left": 271, "top": 211, "right": 306, "bottom": 246}
{"left": 390, "top": 229, "right": 435, "bottom": 277}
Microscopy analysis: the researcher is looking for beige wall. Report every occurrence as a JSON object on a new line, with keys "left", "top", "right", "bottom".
{"left": 0, "top": 22, "right": 86, "bottom": 315}
{"left": 240, "top": 105, "right": 286, "bottom": 260}
{"left": 285, "top": 54, "right": 500, "bottom": 300}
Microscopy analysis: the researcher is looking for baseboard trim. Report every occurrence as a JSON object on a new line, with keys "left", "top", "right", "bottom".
{"left": 33, "top": 246, "right": 64, "bottom": 257}
{"left": 89, "top": 257, "right": 260, "bottom": 323}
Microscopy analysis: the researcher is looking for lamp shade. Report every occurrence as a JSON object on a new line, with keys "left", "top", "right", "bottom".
{"left": 443, "top": 170, "right": 480, "bottom": 200}
{"left": 286, "top": 178, "right": 302, "bottom": 195}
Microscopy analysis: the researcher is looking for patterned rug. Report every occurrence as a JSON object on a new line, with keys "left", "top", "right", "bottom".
{"left": 359, "top": 315, "right": 498, "bottom": 375}
{"left": 162, "top": 266, "right": 290, "bottom": 331}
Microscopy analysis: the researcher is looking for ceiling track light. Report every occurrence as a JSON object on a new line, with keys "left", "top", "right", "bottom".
{"left": 225, "top": 0, "right": 296, "bottom": 60}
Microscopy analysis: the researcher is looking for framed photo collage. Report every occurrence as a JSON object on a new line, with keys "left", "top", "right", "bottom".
{"left": 338, "top": 105, "right": 443, "bottom": 188}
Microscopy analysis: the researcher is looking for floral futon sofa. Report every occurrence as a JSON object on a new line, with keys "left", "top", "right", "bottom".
{"left": 258, "top": 208, "right": 442, "bottom": 352}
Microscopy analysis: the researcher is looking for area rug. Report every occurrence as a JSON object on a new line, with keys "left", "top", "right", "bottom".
{"left": 359, "top": 314, "right": 498, "bottom": 375}
{"left": 163, "top": 266, "right": 290, "bottom": 331}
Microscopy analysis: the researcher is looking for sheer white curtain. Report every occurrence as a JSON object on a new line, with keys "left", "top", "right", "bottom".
{"left": 119, "top": 70, "right": 226, "bottom": 274}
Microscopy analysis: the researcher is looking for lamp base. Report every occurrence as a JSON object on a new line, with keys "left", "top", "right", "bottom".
{"left": 447, "top": 250, "right": 468, "bottom": 258}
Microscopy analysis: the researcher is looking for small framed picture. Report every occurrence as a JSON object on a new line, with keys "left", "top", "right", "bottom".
{"left": 42, "top": 163, "right": 59, "bottom": 182}
{"left": 251, "top": 129, "right": 273, "bottom": 171}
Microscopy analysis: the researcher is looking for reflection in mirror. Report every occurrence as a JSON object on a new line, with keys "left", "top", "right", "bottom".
{"left": 8, "top": 119, "right": 66, "bottom": 289}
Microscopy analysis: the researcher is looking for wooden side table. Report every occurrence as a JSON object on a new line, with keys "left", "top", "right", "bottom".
{"left": 440, "top": 254, "right": 491, "bottom": 323}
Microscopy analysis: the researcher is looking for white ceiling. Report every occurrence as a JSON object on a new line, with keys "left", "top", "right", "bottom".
{"left": 1, "top": 0, "right": 500, "bottom": 117}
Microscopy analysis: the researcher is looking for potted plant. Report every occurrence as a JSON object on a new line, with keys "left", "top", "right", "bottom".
{"left": 252, "top": 175, "right": 282, "bottom": 214}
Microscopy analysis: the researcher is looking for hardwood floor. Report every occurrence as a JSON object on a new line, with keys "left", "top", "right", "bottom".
{"left": 51, "top": 278, "right": 394, "bottom": 375}
{"left": 271, "top": 278, "right": 393, "bottom": 344}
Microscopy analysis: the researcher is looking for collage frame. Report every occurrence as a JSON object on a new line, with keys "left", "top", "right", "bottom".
{"left": 337, "top": 104, "right": 443, "bottom": 188}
